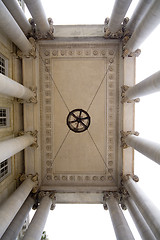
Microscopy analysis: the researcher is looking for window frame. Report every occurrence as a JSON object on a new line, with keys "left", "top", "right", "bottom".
{"left": 0, "top": 53, "right": 8, "bottom": 76}
{"left": 0, "top": 108, "right": 10, "bottom": 128}
{"left": 0, "top": 158, "right": 11, "bottom": 182}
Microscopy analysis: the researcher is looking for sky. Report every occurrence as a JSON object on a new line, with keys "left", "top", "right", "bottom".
{"left": 26, "top": 0, "right": 160, "bottom": 239}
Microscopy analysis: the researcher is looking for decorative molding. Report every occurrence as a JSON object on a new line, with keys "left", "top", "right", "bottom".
{"left": 43, "top": 47, "right": 112, "bottom": 58}
{"left": 51, "top": 174, "right": 113, "bottom": 184}
{"left": 121, "top": 85, "right": 140, "bottom": 103}
{"left": 120, "top": 130, "right": 139, "bottom": 148}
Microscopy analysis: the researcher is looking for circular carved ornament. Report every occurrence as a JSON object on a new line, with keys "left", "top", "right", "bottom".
{"left": 67, "top": 109, "right": 91, "bottom": 133}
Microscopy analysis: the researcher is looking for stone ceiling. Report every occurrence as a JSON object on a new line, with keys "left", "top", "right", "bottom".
{"left": 39, "top": 38, "right": 121, "bottom": 195}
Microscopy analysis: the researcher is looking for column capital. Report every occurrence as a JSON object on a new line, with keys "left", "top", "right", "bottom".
{"left": 121, "top": 85, "right": 140, "bottom": 103}
{"left": 18, "top": 130, "right": 38, "bottom": 148}
{"left": 17, "top": 37, "right": 36, "bottom": 58}
{"left": 122, "top": 48, "right": 141, "bottom": 58}
{"left": 120, "top": 174, "right": 139, "bottom": 203}
{"left": 119, "top": 191, "right": 130, "bottom": 210}
{"left": 103, "top": 192, "right": 120, "bottom": 204}
{"left": 47, "top": 18, "right": 54, "bottom": 39}
{"left": 121, "top": 130, "right": 139, "bottom": 148}
{"left": 17, "top": 87, "right": 37, "bottom": 104}
{"left": 104, "top": 17, "right": 129, "bottom": 39}
{"left": 121, "top": 203, "right": 127, "bottom": 210}
{"left": 122, "top": 174, "right": 139, "bottom": 183}
{"left": 38, "top": 191, "right": 56, "bottom": 210}
{"left": 103, "top": 192, "right": 120, "bottom": 211}
{"left": 20, "top": 173, "right": 39, "bottom": 193}
{"left": 28, "top": 18, "right": 54, "bottom": 40}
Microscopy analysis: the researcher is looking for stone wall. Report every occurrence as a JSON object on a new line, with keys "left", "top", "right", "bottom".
{"left": 0, "top": 31, "right": 24, "bottom": 205}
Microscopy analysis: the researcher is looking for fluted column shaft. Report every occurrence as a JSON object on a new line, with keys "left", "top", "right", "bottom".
{"left": 24, "top": 0, "right": 50, "bottom": 33}
{"left": 126, "top": 0, "right": 154, "bottom": 34}
{"left": 2, "top": 0, "right": 31, "bottom": 35}
{"left": 0, "top": 1, "right": 32, "bottom": 53}
{"left": 1, "top": 196, "right": 35, "bottom": 240}
{"left": 106, "top": 193, "right": 135, "bottom": 240}
{"left": 125, "top": 70, "right": 160, "bottom": 99}
{"left": 126, "top": 135, "right": 160, "bottom": 165}
{"left": 23, "top": 195, "right": 52, "bottom": 240}
{"left": 125, "top": 0, "right": 160, "bottom": 53}
{"left": 0, "top": 178, "right": 35, "bottom": 238}
{"left": 0, "top": 73, "right": 35, "bottom": 100}
{"left": 108, "top": 0, "right": 132, "bottom": 33}
{"left": 0, "top": 134, "right": 35, "bottom": 164}
{"left": 123, "top": 177, "right": 160, "bottom": 239}
{"left": 125, "top": 197, "right": 156, "bottom": 240}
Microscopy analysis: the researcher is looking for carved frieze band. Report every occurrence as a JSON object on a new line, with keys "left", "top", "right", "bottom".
{"left": 43, "top": 47, "right": 115, "bottom": 58}
{"left": 40, "top": 44, "right": 118, "bottom": 184}
{"left": 106, "top": 49, "right": 117, "bottom": 179}
{"left": 49, "top": 174, "right": 114, "bottom": 184}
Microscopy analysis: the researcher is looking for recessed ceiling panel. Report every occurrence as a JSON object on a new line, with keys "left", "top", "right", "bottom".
{"left": 39, "top": 39, "right": 120, "bottom": 192}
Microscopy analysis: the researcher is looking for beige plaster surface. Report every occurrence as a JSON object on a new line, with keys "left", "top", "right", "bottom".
{"left": 39, "top": 39, "right": 121, "bottom": 194}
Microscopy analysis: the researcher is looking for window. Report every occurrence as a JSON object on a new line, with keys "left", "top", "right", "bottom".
{"left": 0, "top": 159, "right": 11, "bottom": 182}
{"left": 0, "top": 54, "right": 8, "bottom": 75}
{"left": 0, "top": 108, "right": 10, "bottom": 127}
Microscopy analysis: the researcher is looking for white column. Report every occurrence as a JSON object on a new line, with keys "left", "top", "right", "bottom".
{"left": 123, "top": 176, "right": 160, "bottom": 239}
{"left": 2, "top": 0, "right": 31, "bottom": 35}
{"left": 108, "top": 0, "right": 132, "bottom": 33}
{"left": 125, "top": 197, "right": 156, "bottom": 240}
{"left": 106, "top": 193, "right": 135, "bottom": 240}
{"left": 0, "top": 1, "right": 32, "bottom": 53}
{"left": 0, "top": 134, "right": 35, "bottom": 164}
{"left": 23, "top": 195, "right": 52, "bottom": 240}
{"left": 126, "top": 0, "right": 154, "bottom": 34}
{"left": 125, "top": 0, "right": 160, "bottom": 53}
{"left": 0, "top": 178, "right": 36, "bottom": 238}
{"left": 1, "top": 196, "right": 34, "bottom": 240}
{"left": 0, "top": 73, "right": 35, "bottom": 100}
{"left": 24, "top": 0, "right": 50, "bottom": 33}
{"left": 126, "top": 135, "right": 160, "bottom": 165}
{"left": 125, "top": 70, "right": 160, "bottom": 100}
